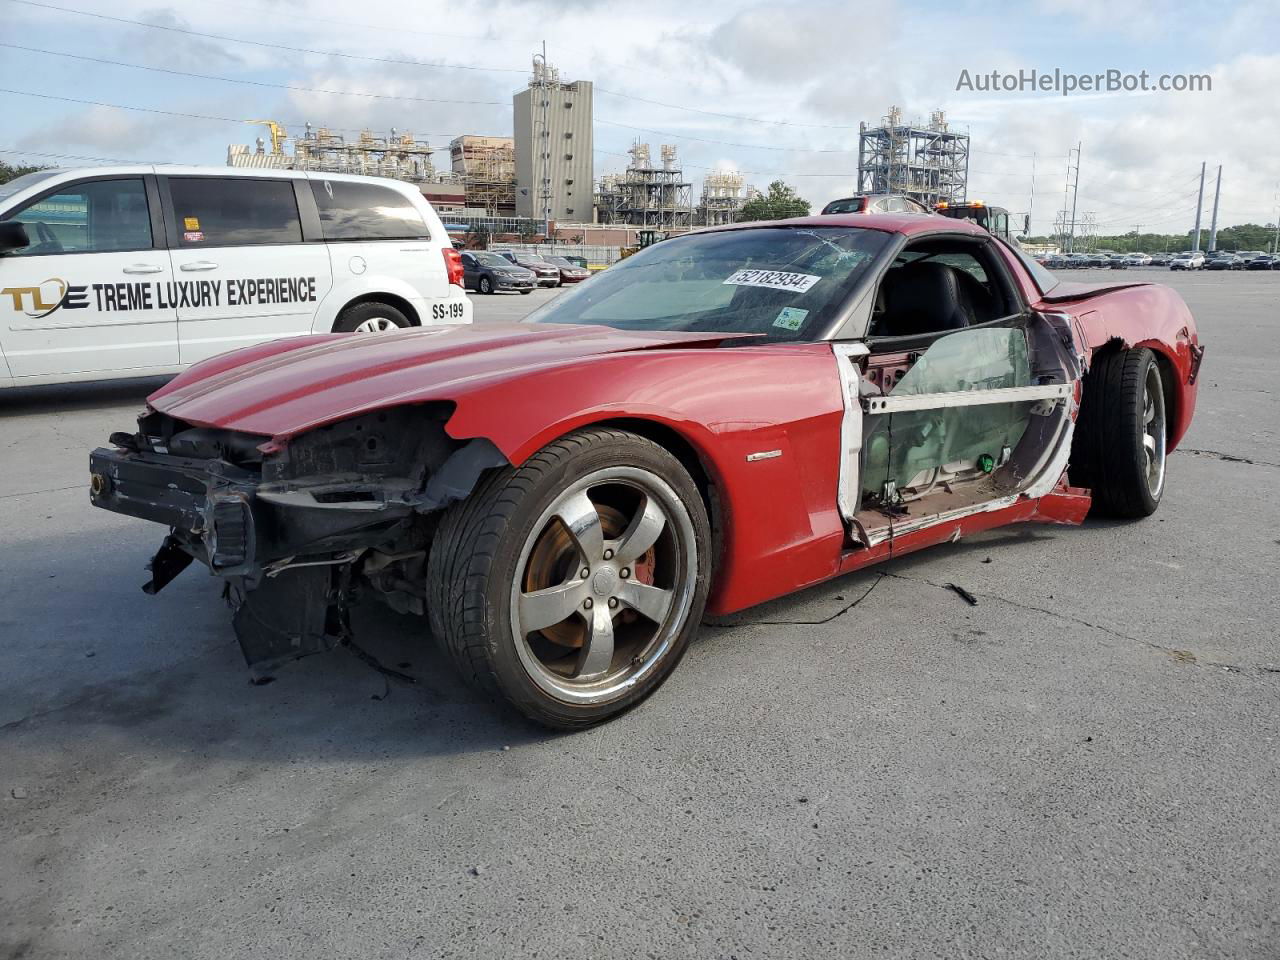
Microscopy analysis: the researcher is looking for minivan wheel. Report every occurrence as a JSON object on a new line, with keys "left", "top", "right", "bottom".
{"left": 426, "top": 427, "right": 712, "bottom": 729}
{"left": 333, "top": 302, "right": 412, "bottom": 333}
{"left": 479, "top": 276, "right": 494, "bottom": 295}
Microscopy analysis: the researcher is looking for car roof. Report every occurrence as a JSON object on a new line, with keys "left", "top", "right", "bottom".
{"left": 11, "top": 164, "right": 425, "bottom": 194}
{"left": 703, "top": 211, "right": 989, "bottom": 238}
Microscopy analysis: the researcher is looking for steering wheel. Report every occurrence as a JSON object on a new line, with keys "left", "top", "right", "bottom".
{"left": 31, "top": 221, "right": 62, "bottom": 254}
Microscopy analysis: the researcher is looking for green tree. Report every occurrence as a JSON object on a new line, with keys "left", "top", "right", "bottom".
{"left": 0, "top": 160, "right": 47, "bottom": 185}
{"left": 737, "top": 180, "right": 811, "bottom": 221}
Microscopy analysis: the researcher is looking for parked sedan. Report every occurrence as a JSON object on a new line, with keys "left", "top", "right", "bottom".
{"left": 497, "top": 252, "right": 562, "bottom": 287}
{"left": 1124, "top": 253, "right": 1152, "bottom": 266}
{"left": 1245, "top": 254, "right": 1279, "bottom": 270}
{"left": 541, "top": 256, "right": 592, "bottom": 285}
{"left": 1205, "top": 254, "right": 1243, "bottom": 271}
{"left": 1149, "top": 253, "right": 1172, "bottom": 266}
{"left": 461, "top": 251, "right": 537, "bottom": 295}
{"left": 88, "top": 213, "right": 1202, "bottom": 727}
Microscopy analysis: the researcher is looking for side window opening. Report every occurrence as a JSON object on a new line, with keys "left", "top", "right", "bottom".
{"left": 868, "top": 240, "right": 1015, "bottom": 339}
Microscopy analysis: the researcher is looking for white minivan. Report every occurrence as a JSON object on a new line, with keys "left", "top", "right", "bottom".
{"left": 0, "top": 165, "right": 471, "bottom": 388}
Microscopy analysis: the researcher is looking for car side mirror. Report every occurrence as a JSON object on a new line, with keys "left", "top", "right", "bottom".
{"left": 0, "top": 221, "right": 30, "bottom": 255}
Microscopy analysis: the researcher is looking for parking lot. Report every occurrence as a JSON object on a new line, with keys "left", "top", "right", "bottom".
{"left": 2, "top": 271, "right": 1277, "bottom": 958}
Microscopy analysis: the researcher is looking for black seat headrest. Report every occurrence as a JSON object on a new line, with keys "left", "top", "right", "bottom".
{"left": 878, "top": 261, "right": 974, "bottom": 337}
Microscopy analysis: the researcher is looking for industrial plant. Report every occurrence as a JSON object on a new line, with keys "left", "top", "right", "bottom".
{"left": 225, "top": 80, "right": 973, "bottom": 246}
{"left": 855, "top": 106, "right": 970, "bottom": 208}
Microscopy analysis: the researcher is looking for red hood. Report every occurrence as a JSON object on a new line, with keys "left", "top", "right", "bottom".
{"left": 148, "top": 323, "right": 753, "bottom": 440}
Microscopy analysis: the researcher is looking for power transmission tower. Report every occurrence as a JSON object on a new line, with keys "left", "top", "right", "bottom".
{"left": 1060, "top": 143, "right": 1082, "bottom": 252}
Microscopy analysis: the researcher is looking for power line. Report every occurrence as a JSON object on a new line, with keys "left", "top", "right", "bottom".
{"left": 5, "top": 0, "right": 527, "bottom": 74}
{"left": 0, "top": 42, "right": 1061, "bottom": 168}
{"left": 0, "top": 43, "right": 510, "bottom": 107}
{"left": 0, "top": 88, "right": 499, "bottom": 140}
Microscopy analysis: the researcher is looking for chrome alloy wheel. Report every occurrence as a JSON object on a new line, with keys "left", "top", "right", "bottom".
{"left": 353, "top": 316, "right": 399, "bottom": 333}
{"left": 1142, "top": 361, "right": 1167, "bottom": 499}
{"left": 509, "top": 467, "right": 697, "bottom": 705}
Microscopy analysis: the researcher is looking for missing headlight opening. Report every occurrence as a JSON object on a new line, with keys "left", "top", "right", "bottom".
{"left": 89, "top": 402, "right": 508, "bottom": 672}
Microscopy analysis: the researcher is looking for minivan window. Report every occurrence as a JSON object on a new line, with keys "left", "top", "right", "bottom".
{"left": 4, "top": 178, "right": 152, "bottom": 256}
{"left": 168, "top": 177, "right": 302, "bottom": 247}
{"left": 310, "top": 180, "right": 429, "bottom": 241}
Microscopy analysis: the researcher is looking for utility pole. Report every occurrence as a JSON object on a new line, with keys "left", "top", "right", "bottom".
{"left": 1028, "top": 152, "right": 1036, "bottom": 235}
{"left": 1059, "top": 142, "right": 1080, "bottom": 253}
{"left": 531, "top": 42, "right": 552, "bottom": 240}
{"left": 1207, "top": 165, "right": 1223, "bottom": 253}
{"left": 1192, "top": 161, "right": 1206, "bottom": 252}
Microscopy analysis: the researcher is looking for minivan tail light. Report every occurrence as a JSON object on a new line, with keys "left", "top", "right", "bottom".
{"left": 442, "top": 247, "right": 464, "bottom": 287}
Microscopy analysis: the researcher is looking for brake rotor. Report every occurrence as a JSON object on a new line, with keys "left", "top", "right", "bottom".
{"left": 522, "top": 503, "right": 657, "bottom": 649}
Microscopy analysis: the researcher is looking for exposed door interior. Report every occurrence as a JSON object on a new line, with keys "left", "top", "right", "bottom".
{"left": 845, "top": 236, "right": 1076, "bottom": 547}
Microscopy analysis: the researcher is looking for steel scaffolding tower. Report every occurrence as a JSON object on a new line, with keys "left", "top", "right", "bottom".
{"left": 595, "top": 142, "right": 694, "bottom": 229}
{"left": 856, "top": 107, "right": 969, "bottom": 207}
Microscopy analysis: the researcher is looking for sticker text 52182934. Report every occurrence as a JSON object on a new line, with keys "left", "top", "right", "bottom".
{"left": 723, "top": 269, "right": 822, "bottom": 294}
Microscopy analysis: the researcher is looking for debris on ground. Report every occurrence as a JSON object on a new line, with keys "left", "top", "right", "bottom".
{"left": 11, "top": 788, "right": 28, "bottom": 799}
{"left": 945, "top": 583, "right": 979, "bottom": 606}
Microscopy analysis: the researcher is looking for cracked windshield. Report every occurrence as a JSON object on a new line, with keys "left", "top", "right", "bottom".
{"left": 525, "top": 226, "right": 888, "bottom": 340}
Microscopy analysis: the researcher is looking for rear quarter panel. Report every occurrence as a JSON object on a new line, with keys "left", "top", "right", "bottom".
{"left": 994, "top": 245, "right": 1200, "bottom": 449}
{"left": 444, "top": 342, "right": 848, "bottom": 614}
{"left": 1037, "top": 284, "right": 1200, "bottom": 449}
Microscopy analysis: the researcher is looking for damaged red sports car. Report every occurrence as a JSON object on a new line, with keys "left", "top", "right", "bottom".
{"left": 89, "top": 214, "right": 1203, "bottom": 728}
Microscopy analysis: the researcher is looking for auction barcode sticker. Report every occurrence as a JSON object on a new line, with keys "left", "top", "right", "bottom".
{"left": 723, "top": 269, "right": 821, "bottom": 294}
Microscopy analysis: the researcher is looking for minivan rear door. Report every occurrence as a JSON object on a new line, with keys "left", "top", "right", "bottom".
{"left": 160, "top": 175, "right": 333, "bottom": 365}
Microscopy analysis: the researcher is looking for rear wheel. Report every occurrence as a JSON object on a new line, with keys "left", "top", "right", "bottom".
{"left": 519, "top": 289, "right": 532, "bottom": 295}
{"left": 1070, "top": 347, "right": 1167, "bottom": 518}
{"left": 333, "top": 301, "right": 411, "bottom": 333}
{"left": 427, "top": 428, "right": 711, "bottom": 728}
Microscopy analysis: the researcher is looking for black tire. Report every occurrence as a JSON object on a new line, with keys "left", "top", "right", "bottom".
{"left": 332, "top": 301, "right": 411, "bottom": 333}
{"left": 519, "top": 289, "right": 532, "bottom": 295}
{"left": 479, "top": 275, "right": 494, "bottom": 295}
{"left": 426, "top": 427, "right": 712, "bottom": 729}
{"left": 1070, "top": 347, "right": 1166, "bottom": 518}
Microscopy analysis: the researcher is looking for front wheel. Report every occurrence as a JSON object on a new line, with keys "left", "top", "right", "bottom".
{"left": 426, "top": 428, "right": 711, "bottom": 728}
{"left": 479, "top": 275, "right": 494, "bottom": 295}
{"left": 1070, "top": 347, "right": 1167, "bottom": 518}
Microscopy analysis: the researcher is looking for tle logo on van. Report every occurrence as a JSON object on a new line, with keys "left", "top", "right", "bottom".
{"left": 1, "top": 278, "right": 89, "bottom": 319}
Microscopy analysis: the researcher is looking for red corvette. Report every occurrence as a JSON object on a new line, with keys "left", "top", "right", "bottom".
{"left": 89, "top": 214, "right": 1203, "bottom": 727}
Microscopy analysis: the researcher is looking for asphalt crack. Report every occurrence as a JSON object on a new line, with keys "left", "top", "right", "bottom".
{"left": 881, "top": 570, "right": 1277, "bottom": 678}
{"left": 1180, "top": 448, "right": 1280, "bottom": 469}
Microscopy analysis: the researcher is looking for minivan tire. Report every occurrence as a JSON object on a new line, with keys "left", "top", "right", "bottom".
{"left": 333, "top": 302, "right": 412, "bottom": 334}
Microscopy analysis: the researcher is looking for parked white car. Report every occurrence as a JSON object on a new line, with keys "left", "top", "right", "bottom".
{"left": 1123, "top": 252, "right": 1152, "bottom": 266}
{"left": 0, "top": 166, "right": 470, "bottom": 388}
{"left": 1169, "top": 252, "right": 1205, "bottom": 271}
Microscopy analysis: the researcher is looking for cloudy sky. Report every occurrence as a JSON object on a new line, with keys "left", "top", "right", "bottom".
{"left": 3, "top": 0, "right": 1278, "bottom": 234}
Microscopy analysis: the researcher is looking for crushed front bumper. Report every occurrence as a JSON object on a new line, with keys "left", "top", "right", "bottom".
{"left": 90, "top": 446, "right": 258, "bottom": 574}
